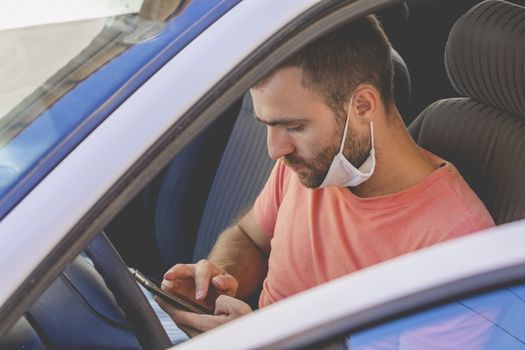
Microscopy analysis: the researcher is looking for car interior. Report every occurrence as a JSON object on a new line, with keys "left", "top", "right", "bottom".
{"left": 2, "top": 0, "right": 525, "bottom": 349}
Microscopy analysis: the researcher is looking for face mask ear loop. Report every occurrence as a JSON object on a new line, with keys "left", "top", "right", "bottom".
{"left": 369, "top": 121, "right": 375, "bottom": 155}
{"left": 339, "top": 96, "right": 353, "bottom": 154}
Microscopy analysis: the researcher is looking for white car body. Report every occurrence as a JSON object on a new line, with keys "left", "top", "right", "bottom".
{"left": 175, "top": 221, "right": 525, "bottom": 349}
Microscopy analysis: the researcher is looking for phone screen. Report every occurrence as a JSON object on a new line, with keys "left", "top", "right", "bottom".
{"left": 129, "top": 268, "right": 214, "bottom": 314}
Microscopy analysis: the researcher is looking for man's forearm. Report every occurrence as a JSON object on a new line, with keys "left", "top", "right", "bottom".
{"left": 207, "top": 224, "right": 268, "bottom": 299}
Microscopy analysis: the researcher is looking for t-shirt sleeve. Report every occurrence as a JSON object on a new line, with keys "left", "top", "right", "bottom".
{"left": 253, "top": 160, "right": 288, "bottom": 238}
{"left": 419, "top": 172, "right": 495, "bottom": 247}
{"left": 443, "top": 171, "right": 495, "bottom": 238}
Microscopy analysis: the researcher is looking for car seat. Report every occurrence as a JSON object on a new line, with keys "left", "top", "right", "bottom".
{"left": 409, "top": 0, "right": 525, "bottom": 225}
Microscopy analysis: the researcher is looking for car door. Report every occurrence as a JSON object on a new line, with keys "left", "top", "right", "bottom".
{"left": 172, "top": 221, "right": 525, "bottom": 349}
{"left": 0, "top": 0, "right": 408, "bottom": 344}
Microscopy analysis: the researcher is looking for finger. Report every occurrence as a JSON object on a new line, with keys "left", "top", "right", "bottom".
{"left": 211, "top": 274, "right": 238, "bottom": 296}
{"left": 178, "top": 312, "right": 228, "bottom": 333}
{"left": 214, "top": 295, "right": 252, "bottom": 317}
{"left": 160, "top": 278, "right": 182, "bottom": 291}
{"left": 164, "top": 264, "right": 196, "bottom": 280}
{"left": 155, "top": 296, "right": 193, "bottom": 326}
{"left": 156, "top": 297, "right": 228, "bottom": 332}
{"left": 194, "top": 260, "right": 224, "bottom": 300}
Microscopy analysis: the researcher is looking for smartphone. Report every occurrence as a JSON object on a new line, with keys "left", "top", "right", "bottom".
{"left": 129, "top": 268, "right": 214, "bottom": 314}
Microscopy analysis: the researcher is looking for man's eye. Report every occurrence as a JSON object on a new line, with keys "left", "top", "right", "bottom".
{"left": 286, "top": 125, "right": 304, "bottom": 132}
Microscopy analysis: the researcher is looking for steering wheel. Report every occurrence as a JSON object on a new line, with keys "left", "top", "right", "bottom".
{"left": 84, "top": 232, "right": 172, "bottom": 350}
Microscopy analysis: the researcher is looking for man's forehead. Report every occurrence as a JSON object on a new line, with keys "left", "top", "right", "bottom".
{"left": 252, "top": 66, "right": 304, "bottom": 92}
{"left": 251, "top": 93, "right": 304, "bottom": 122}
{"left": 251, "top": 98, "right": 332, "bottom": 129}
{"left": 250, "top": 73, "right": 319, "bottom": 111}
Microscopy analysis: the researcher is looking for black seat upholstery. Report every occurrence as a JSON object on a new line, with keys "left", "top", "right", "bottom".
{"left": 409, "top": 0, "right": 525, "bottom": 224}
{"left": 392, "top": 49, "right": 412, "bottom": 122}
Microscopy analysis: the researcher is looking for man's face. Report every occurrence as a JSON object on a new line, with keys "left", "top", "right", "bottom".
{"left": 251, "top": 67, "right": 370, "bottom": 188}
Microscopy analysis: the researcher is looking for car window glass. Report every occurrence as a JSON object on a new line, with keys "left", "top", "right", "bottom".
{"left": 0, "top": 0, "right": 143, "bottom": 118}
{"left": 0, "top": 0, "right": 241, "bottom": 221}
{"left": 303, "top": 282, "right": 525, "bottom": 350}
{"left": 0, "top": 0, "right": 152, "bottom": 204}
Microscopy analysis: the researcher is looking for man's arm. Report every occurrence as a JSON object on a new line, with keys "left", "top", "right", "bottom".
{"left": 162, "top": 208, "right": 270, "bottom": 300}
{"left": 158, "top": 208, "right": 270, "bottom": 334}
{"left": 207, "top": 208, "right": 271, "bottom": 299}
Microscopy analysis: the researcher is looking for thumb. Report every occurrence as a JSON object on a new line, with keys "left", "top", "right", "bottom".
{"left": 214, "top": 295, "right": 252, "bottom": 318}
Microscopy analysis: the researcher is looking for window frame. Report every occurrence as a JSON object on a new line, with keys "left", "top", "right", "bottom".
{"left": 274, "top": 264, "right": 525, "bottom": 350}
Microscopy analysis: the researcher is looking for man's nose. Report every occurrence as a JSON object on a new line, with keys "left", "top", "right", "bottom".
{"left": 267, "top": 127, "right": 295, "bottom": 160}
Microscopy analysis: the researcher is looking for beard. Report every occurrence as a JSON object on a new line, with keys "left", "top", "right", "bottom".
{"left": 284, "top": 120, "right": 371, "bottom": 188}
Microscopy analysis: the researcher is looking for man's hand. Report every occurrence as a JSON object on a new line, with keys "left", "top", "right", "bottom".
{"left": 156, "top": 295, "right": 252, "bottom": 335}
{"left": 162, "top": 259, "right": 239, "bottom": 300}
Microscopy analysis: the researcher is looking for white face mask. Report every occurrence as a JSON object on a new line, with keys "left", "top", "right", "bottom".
{"left": 319, "top": 96, "right": 376, "bottom": 188}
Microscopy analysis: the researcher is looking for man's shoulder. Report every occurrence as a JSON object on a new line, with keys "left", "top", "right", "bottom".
{"left": 421, "top": 162, "right": 495, "bottom": 235}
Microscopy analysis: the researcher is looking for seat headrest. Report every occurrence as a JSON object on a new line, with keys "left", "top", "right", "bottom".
{"left": 445, "top": 0, "right": 525, "bottom": 118}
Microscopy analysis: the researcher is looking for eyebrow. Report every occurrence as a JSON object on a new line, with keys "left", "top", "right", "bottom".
{"left": 254, "top": 115, "right": 307, "bottom": 127}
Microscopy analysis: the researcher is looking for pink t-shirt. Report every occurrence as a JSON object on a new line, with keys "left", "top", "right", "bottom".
{"left": 253, "top": 152, "right": 494, "bottom": 308}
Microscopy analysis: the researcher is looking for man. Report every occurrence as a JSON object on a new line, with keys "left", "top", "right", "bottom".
{"left": 156, "top": 15, "right": 494, "bottom": 334}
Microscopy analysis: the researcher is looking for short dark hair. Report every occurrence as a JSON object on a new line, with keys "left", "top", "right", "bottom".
{"left": 255, "top": 15, "right": 394, "bottom": 116}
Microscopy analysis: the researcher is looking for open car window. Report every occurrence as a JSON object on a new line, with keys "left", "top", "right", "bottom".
{"left": 1, "top": 232, "right": 179, "bottom": 349}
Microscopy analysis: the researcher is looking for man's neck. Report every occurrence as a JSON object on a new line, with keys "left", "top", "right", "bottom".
{"left": 350, "top": 116, "right": 438, "bottom": 198}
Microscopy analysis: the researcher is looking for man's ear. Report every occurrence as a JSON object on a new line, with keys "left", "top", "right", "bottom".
{"left": 351, "top": 85, "right": 378, "bottom": 123}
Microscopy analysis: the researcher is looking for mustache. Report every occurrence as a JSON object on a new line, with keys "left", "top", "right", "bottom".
{"left": 283, "top": 155, "right": 309, "bottom": 168}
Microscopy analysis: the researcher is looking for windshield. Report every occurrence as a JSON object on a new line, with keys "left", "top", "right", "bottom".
{"left": 0, "top": 0, "right": 153, "bottom": 201}
{"left": 0, "top": 0, "right": 240, "bottom": 219}
{"left": 0, "top": 0, "right": 143, "bottom": 119}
